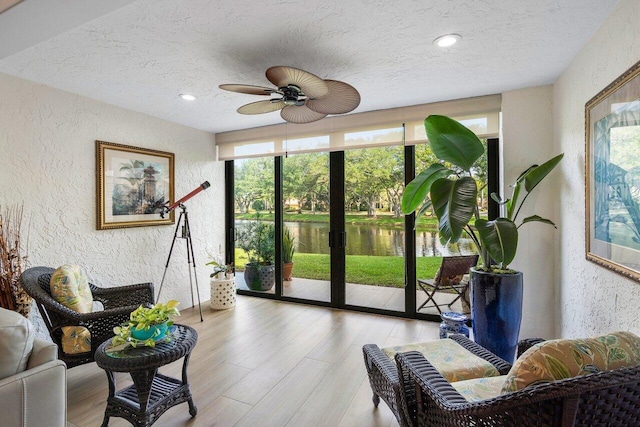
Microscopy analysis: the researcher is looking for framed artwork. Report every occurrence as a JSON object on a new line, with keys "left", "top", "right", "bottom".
{"left": 586, "top": 59, "right": 640, "bottom": 282}
{"left": 96, "top": 140, "right": 174, "bottom": 230}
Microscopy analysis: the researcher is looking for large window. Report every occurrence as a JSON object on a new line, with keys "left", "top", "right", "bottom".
{"left": 221, "top": 96, "right": 500, "bottom": 320}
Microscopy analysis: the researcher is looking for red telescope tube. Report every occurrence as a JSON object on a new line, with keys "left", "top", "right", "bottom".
{"left": 163, "top": 181, "right": 210, "bottom": 213}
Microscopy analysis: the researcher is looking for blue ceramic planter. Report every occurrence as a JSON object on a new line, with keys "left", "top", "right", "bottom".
{"left": 131, "top": 322, "right": 168, "bottom": 341}
{"left": 471, "top": 269, "right": 523, "bottom": 363}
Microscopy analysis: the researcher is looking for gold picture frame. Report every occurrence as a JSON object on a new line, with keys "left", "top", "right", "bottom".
{"left": 96, "top": 140, "right": 174, "bottom": 230}
{"left": 586, "top": 59, "right": 640, "bottom": 282}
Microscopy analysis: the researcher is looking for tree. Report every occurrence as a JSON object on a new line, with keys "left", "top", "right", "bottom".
{"left": 346, "top": 147, "right": 402, "bottom": 217}
{"left": 235, "top": 158, "right": 274, "bottom": 213}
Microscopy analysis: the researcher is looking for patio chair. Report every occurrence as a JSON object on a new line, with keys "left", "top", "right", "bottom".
{"left": 395, "top": 332, "right": 640, "bottom": 426}
{"left": 417, "top": 255, "right": 478, "bottom": 314}
{"left": 20, "top": 266, "right": 154, "bottom": 368}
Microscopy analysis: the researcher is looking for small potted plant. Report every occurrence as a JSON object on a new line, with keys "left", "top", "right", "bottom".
{"left": 282, "top": 227, "right": 295, "bottom": 281}
{"left": 206, "top": 260, "right": 234, "bottom": 279}
{"left": 110, "top": 300, "right": 180, "bottom": 350}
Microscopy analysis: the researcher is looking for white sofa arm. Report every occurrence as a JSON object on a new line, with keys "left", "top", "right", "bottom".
{"left": 26, "top": 338, "right": 58, "bottom": 370}
{"left": 0, "top": 359, "right": 67, "bottom": 427}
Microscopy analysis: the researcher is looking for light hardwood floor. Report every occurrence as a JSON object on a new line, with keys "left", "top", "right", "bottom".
{"left": 67, "top": 296, "right": 441, "bottom": 427}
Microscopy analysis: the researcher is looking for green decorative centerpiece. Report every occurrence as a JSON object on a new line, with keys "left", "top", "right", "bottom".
{"left": 110, "top": 300, "right": 180, "bottom": 351}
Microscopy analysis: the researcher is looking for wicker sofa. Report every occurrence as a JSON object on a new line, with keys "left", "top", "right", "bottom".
{"left": 395, "top": 333, "right": 640, "bottom": 426}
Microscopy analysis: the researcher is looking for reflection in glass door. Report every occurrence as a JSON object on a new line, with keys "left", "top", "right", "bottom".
{"left": 344, "top": 144, "right": 405, "bottom": 312}
{"left": 281, "top": 152, "right": 331, "bottom": 302}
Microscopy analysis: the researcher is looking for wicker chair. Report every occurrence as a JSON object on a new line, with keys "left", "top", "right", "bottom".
{"left": 20, "top": 266, "right": 154, "bottom": 368}
{"left": 395, "top": 335, "right": 640, "bottom": 426}
{"left": 363, "top": 334, "right": 512, "bottom": 427}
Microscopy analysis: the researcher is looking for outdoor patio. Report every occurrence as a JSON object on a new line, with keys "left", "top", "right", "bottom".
{"left": 234, "top": 275, "right": 469, "bottom": 317}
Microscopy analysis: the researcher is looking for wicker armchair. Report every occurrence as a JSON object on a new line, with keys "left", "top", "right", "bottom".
{"left": 363, "top": 335, "right": 511, "bottom": 426}
{"left": 395, "top": 335, "right": 640, "bottom": 426}
{"left": 20, "top": 266, "right": 154, "bottom": 368}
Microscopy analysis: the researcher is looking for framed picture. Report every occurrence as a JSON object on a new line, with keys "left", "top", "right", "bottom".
{"left": 96, "top": 140, "right": 175, "bottom": 229}
{"left": 586, "top": 60, "right": 640, "bottom": 282}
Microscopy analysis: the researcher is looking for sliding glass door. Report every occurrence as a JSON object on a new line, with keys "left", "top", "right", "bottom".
{"left": 233, "top": 158, "right": 276, "bottom": 294}
{"left": 343, "top": 144, "right": 405, "bottom": 312}
{"left": 227, "top": 137, "right": 497, "bottom": 321}
{"left": 281, "top": 152, "right": 331, "bottom": 303}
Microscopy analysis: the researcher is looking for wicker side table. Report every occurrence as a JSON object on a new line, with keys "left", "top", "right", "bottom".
{"left": 94, "top": 324, "right": 198, "bottom": 427}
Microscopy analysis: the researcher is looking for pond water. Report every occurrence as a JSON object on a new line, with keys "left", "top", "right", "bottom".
{"left": 236, "top": 220, "right": 476, "bottom": 257}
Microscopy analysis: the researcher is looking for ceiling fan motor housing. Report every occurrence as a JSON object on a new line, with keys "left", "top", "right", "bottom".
{"left": 281, "top": 85, "right": 305, "bottom": 105}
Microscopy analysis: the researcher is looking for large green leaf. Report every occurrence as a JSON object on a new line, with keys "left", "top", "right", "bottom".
{"left": 475, "top": 218, "right": 518, "bottom": 268}
{"left": 425, "top": 115, "right": 484, "bottom": 171}
{"left": 401, "top": 164, "right": 451, "bottom": 214}
{"left": 430, "top": 176, "right": 477, "bottom": 244}
{"left": 520, "top": 215, "right": 557, "bottom": 228}
{"left": 523, "top": 153, "right": 564, "bottom": 192}
{"left": 507, "top": 154, "right": 563, "bottom": 220}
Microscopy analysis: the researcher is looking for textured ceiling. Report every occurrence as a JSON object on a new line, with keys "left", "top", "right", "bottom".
{"left": 0, "top": 0, "right": 619, "bottom": 133}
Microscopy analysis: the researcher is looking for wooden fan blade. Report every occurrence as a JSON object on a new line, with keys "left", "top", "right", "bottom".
{"left": 237, "top": 100, "right": 286, "bottom": 115}
{"left": 306, "top": 80, "right": 361, "bottom": 114}
{"left": 280, "top": 105, "right": 327, "bottom": 124}
{"left": 266, "top": 66, "right": 329, "bottom": 99}
{"left": 219, "top": 84, "right": 277, "bottom": 95}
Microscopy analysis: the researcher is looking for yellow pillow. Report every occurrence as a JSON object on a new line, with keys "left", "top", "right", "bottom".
{"left": 501, "top": 331, "right": 640, "bottom": 393}
{"left": 50, "top": 265, "right": 93, "bottom": 354}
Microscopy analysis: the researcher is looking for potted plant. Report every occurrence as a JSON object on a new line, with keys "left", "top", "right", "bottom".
{"left": 402, "top": 115, "right": 563, "bottom": 362}
{"left": 236, "top": 213, "right": 275, "bottom": 291}
{"left": 282, "top": 227, "right": 295, "bottom": 281}
{"left": 110, "top": 300, "right": 180, "bottom": 350}
{"left": 206, "top": 260, "right": 234, "bottom": 280}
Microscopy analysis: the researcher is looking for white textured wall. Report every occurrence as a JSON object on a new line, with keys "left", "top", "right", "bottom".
{"left": 501, "top": 85, "right": 559, "bottom": 339}
{"left": 0, "top": 72, "right": 224, "bottom": 310}
{"left": 553, "top": 0, "right": 640, "bottom": 337}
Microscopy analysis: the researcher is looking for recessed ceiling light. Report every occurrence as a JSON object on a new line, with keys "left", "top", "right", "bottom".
{"left": 179, "top": 94, "right": 196, "bottom": 101}
{"left": 433, "top": 34, "right": 461, "bottom": 47}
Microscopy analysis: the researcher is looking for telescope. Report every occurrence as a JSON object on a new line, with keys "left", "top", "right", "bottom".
{"left": 159, "top": 181, "right": 210, "bottom": 218}
{"left": 157, "top": 180, "right": 210, "bottom": 322}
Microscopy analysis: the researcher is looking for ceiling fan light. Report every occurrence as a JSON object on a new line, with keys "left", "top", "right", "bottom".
{"left": 179, "top": 93, "right": 196, "bottom": 101}
{"left": 433, "top": 34, "right": 461, "bottom": 47}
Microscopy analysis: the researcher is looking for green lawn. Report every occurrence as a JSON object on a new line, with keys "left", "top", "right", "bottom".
{"left": 234, "top": 249, "right": 442, "bottom": 287}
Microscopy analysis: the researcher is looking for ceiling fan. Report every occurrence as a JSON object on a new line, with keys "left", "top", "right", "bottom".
{"left": 219, "top": 66, "right": 360, "bottom": 124}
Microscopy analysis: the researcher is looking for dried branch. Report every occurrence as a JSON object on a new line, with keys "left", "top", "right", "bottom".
{"left": 0, "top": 204, "right": 31, "bottom": 316}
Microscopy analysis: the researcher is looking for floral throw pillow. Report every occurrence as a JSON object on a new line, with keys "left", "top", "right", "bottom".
{"left": 50, "top": 264, "right": 93, "bottom": 354}
{"left": 501, "top": 331, "right": 640, "bottom": 393}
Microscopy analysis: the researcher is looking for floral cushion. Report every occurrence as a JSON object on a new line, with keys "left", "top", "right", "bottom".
{"left": 501, "top": 331, "right": 640, "bottom": 393}
{"left": 451, "top": 375, "right": 507, "bottom": 402}
{"left": 383, "top": 338, "right": 500, "bottom": 382}
{"left": 50, "top": 265, "right": 93, "bottom": 354}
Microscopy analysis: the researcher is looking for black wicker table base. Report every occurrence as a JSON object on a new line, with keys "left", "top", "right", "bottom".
{"left": 102, "top": 372, "right": 196, "bottom": 427}
{"left": 95, "top": 324, "right": 198, "bottom": 427}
